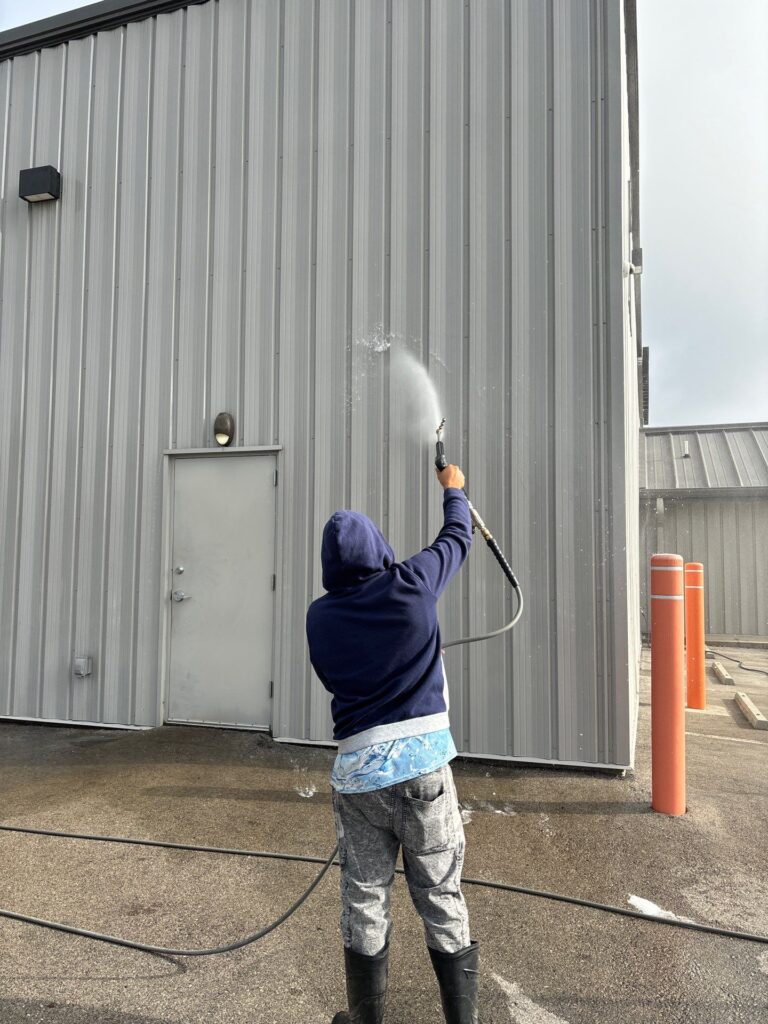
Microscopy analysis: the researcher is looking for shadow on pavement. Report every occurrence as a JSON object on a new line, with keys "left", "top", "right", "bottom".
{"left": 0, "top": 998, "right": 174, "bottom": 1024}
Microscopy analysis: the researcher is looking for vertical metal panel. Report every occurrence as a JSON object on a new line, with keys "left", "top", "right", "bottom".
{"left": 641, "top": 496, "right": 768, "bottom": 637}
{"left": 349, "top": 0, "right": 388, "bottom": 524}
{"left": 1, "top": 0, "right": 640, "bottom": 766}
{"left": 134, "top": 12, "right": 183, "bottom": 725}
{"left": 467, "top": 0, "right": 507, "bottom": 756}
{"left": 506, "top": 0, "right": 550, "bottom": 759}
{"left": 552, "top": 0, "right": 600, "bottom": 763}
{"left": 243, "top": 0, "right": 281, "bottom": 445}
{"left": 175, "top": 2, "right": 215, "bottom": 449}
{"left": 101, "top": 17, "right": 153, "bottom": 724}
{"left": 428, "top": 0, "right": 468, "bottom": 743}
{"left": 638, "top": 499, "right": 649, "bottom": 636}
{"left": 721, "top": 499, "right": 739, "bottom": 632}
{"left": 274, "top": 0, "right": 317, "bottom": 739}
{"left": 755, "top": 501, "right": 768, "bottom": 635}
{"left": 704, "top": 503, "right": 725, "bottom": 629}
{"left": 388, "top": 0, "right": 428, "bottom": 566}
{"left": 42, "top": 37, "right": 91, "bottom": 720}
{"left": 210, "top": 0, "right": 247, "bottom": 435}
{"left": 15, "top": 46, "right": 63, "bottom": 717}
{"left": 309, "top": 0, "right": 353, "bottom": 741}
{"left": 72, "top": 26, "right": 123, "bottom": 724}
{"left": 736, "top": 502, "right": 756, "bottom": 633}
{"left": 0, "top": 53, "right": 36, "bottom": 711}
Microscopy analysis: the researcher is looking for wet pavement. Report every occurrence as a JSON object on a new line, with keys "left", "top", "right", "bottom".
{"left": 0, "top": 646, "right": 766, "bottom": 1023}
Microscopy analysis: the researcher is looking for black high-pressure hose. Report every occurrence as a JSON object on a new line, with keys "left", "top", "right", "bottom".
{"left": 434, "top": 419, "right": 524, "bottom": 648}
{"left": 706, "top": 647, "right": 768, "bottom": 678}
{"left": 1, "top": 823, "right": 767, "bottom": 955}
{"left": 0, "top": 824, "right": 338, "bottom": 957}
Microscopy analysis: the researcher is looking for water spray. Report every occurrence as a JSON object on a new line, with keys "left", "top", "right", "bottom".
{"left": 435, "top": 418, "right": 524, "bottom": 648}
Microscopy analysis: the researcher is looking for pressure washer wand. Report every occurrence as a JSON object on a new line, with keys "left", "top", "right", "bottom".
{"left": 435, "top": 418, "right": 449, "bottom": 472}
{"left": 434, "top": 419, "right": 524, "bottom": 648}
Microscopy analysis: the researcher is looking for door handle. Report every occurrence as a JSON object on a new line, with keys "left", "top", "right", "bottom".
{"left": 172, "top": 591, "right": 190, "bottom": 602}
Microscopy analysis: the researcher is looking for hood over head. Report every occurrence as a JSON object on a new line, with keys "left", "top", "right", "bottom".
{"left": 321, "top": 510, "right": 395, "bottom": 590}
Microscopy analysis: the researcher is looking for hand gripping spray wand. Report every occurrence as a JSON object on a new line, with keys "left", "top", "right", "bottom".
{"left": 434, "top": 418, "right": 524, "bottom": 647}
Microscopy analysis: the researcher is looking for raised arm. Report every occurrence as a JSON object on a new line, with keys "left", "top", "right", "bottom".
{"left": 401, "top": 465, "right": 473, "bottom": 597}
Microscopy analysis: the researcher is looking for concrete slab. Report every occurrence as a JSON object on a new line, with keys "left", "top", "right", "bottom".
{"left": 706, "top": 636, "right": 768, "bottom": 650}
{"left": 0, "top": 645, "right": 767, "bottom": 1024}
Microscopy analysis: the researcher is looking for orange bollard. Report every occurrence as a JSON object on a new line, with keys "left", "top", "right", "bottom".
{"left": 650, "top": 553, "right": 686, "bottom": 815}
{"left": 685, "top": 562, "right": 706, "bottom": 710}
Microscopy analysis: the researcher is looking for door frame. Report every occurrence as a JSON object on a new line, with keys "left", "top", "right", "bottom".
{"left": 157, "top": 446, "right": 283, "bottom": 729}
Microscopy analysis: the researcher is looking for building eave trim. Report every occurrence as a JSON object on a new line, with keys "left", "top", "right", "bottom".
{"left": 0, "top": 0, "right": 209, "bottom": 60}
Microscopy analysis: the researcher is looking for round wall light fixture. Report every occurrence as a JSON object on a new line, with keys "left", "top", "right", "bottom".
{"left": 214, "top": 412, "right": 235, "bottom": 447}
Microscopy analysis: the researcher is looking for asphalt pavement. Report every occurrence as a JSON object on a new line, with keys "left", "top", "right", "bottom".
{"left": 0, "top": 646, "right": 766, "bottom": 1023}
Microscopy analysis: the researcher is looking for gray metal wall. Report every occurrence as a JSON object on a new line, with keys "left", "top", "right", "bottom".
{"left": 0, "top": 0, "right": 639, "bottom": 766}
{"left": 641, "top": 496, "right": 768, "bottom": 638}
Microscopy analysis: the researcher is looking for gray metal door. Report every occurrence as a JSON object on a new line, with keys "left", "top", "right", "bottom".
{"left": 168, "top": 455, "right": 276, "bottom": 728}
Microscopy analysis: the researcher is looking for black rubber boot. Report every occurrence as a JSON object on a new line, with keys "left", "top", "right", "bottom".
{"left": 428, "top": 941, "right": 480, "bottom": 1024}
{"left": 331, "top": 942, "right": 389, "bottom": 1024}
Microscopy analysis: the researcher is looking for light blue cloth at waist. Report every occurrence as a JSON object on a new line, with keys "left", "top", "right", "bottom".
{"left": 331, "top": 728, "right": 457, "bottom": 793}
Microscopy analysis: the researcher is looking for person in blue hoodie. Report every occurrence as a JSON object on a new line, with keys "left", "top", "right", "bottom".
{"left": 306, "top": 464, "right": 478, "bottom": 1024}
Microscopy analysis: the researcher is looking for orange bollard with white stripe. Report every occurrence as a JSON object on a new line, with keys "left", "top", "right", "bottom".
{"left": 685, "top": 562, "right": 706, "bottom": 711}
{"left": 650, "top": 553, "right": 686, "bottom": 815}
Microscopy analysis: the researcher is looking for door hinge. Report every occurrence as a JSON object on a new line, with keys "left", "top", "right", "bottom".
{"left": 271, "top": 574, "right": 276, "bottom": 591}
{"left": 273, "top": 468, "right": 278, "bottom": 486}
{"left": 269, "top": 681, "right": 274, "bottom": 698}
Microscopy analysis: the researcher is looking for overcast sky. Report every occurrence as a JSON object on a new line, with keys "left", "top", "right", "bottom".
{"left": 2, "top": 0, "right": 766, "bottom": 429}
{"left": 638, "top": 0, "right": 768, "bottom": 426}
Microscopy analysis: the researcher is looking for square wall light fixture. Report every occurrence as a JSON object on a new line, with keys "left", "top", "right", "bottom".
{"left": 19, "top": 165, "right": 61, "bottom": 202}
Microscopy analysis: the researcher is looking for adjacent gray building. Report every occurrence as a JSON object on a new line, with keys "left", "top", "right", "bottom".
{"left": 641, "top": 424, "right": 768, "bottom": 639}
{"left": 0, "top": 0, "right": 642, "bottom": 768}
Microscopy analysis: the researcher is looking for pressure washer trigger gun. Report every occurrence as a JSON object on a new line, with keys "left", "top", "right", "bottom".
{"left": 435, "top": 419, "right": 475, "bottom": 534}
{"left": 434, "top": 418, "right": 448, "bottom": 472}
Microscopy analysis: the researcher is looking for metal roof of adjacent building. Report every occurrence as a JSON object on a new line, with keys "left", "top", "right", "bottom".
{"left": 642, "top": 423, "right": 768, "bottom": 494}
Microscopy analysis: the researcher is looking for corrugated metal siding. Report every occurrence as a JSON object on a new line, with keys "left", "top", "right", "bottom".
{"left": 640, "top": 424, "right": 768, "bottom": 639}
{"left": 640, "top": 496, "right": 768, "bottom": 637}
{"left": 642, "top": 426, "right": 768, "bottom": 492}
{"left": 0, "top": 0, "right": 638, "bottom": 766}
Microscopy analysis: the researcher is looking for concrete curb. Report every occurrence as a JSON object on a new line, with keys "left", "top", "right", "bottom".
{"left": 734, "top": 692, "right": 768, "bottom": 731}
{"left": 705, "top": 636, "right": 768, "bottom": 650}
{"left": 712, "top": 661, "right": 734, "bottom": 685}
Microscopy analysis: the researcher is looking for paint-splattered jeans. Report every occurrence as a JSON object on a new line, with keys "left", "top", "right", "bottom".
{"left": 331, "top": 763, "right": 470, "bottom": 956}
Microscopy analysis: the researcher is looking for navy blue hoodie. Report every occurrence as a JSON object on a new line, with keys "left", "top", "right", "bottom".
{"left": 306, "top": 489, "right": 472, "bottom": 752}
